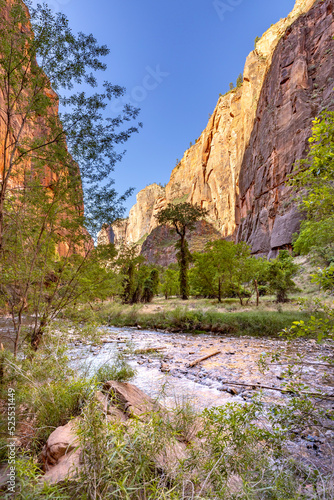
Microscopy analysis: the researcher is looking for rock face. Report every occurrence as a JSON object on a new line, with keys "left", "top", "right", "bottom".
{"left": 100, "top": 0, "right": 333, "bottom": 262}
{"left": 236, "top": 0, "right": 334, "bottom": 256}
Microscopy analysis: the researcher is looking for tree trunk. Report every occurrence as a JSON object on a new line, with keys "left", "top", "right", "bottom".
{"left": 254, "top": 279, "right": 259, "bottom": 306}
{"left": 31, "top": 317, "right": 47, "bottom": 351}
{"left": 218, "top": 278, "right": 222, "bottom": 303}
{"left": 179, "top": 235, "right": 188, "bottom": 300}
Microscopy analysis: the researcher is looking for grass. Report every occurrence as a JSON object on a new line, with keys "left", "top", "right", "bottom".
{"left": 66, "top": 301, "right": 313, "bottom": 338}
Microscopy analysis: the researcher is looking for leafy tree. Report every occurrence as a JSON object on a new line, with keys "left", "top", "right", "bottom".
{"left": 0, "top": 1, "right": 140, "bottom": 352}
{"left": 266, "top": 251, "right": 299, "bottom": 303}
{"left": 191, "top": 240, "right": 235, "bottom": 301}
{"left": 236, "top": 73, "right": 243, "bottom": 87}
{"left": 142, "top": 268, "right": 159, "bottom": 303}
{"left": 155, "top": 202, "right": 208, "bottom": 300}
{"left": 292, "top": 111, "right": 334, "bottom": 264}
{"left": 229, "top": 82, "right": 234, "bottom": 91}
{"left": 191, "top": 240, "right": 267, "bottom": 305}
{"left": 160, "top": 266, "right": 179, "bottom": 299}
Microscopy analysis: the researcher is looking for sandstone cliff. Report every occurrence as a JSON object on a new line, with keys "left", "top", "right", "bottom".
{"left": 102, "top": 0, "right": 333, "bottom": 264}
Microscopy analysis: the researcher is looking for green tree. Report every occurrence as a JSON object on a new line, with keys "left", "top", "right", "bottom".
{"left": 236, "top": 73, "right": 243, "bottom": 87}
{"left": 266, "top": 251, "right": 298, "bottom": 303}
{"left": 160, "top": 266, "right": 179, "bottom": 299}
{"left": 191, "top": 240, "right": 267, "bottom": 305}
{"left": 229, "top": 82, "right": 234, "bottom": 91}
{"left": 0, "top": 1, "right": 140, "bottom": 352}
{"left": 292, "top": 111, "right": 334, "bottom": 263}
{"left": 142, "top": 268, "right": 160, "bottom": 303}
{"left": 156, "top": 202, "right": 208, "bottom": 300}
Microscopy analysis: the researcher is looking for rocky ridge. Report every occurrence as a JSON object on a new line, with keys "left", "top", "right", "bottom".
{"left": 100, "top": 0, "right": 333, "bottom": 263}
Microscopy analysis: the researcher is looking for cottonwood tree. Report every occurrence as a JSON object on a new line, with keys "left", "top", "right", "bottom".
{"left": 0, "top": 1, "right": 140, "bottom": 353}
{"left": 191, "top": 240, "right": 266, "bottom": 305}
{"left": 156, "top": 202, "right": 208, "bottom": 300}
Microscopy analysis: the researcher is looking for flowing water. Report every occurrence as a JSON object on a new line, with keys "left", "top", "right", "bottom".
{"left": 69, "top": 326, "right": 334, "bottom": 410}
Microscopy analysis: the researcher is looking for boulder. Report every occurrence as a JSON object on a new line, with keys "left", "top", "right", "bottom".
{"left": 103, "top": 380, "right": 161, "bottom": 419}
{"left": 41, "top": 417, "right": 81, "bottom": 484}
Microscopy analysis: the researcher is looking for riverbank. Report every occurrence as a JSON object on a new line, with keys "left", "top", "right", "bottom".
{"left": 1, "top": 325, "right": 334, "bottom": 498}
{"left": 64, "top": 297, "right": 314, "bottom": 338}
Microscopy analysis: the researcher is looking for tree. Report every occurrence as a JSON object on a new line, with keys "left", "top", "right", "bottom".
{"left": 0, "top": 1, "right": 140, "bottom": 353}
{"left": 160, "top": 266, "right": 179, "bottom": 299}
{"left": 292, "top": 111, "right": 334, "bottom": 264}
{"left": 191, "top": 240, "right": 268, "bottom": 305}
{"left": 142, "top": 268, "right": 159, "bottom": 303}
{"left": 155, "top": 202, "right": 208, "bottom": 300}
{"left": 229, "top": 82, "right": 234, "bottom": 91}
{"left": 236, "top": 73, "right": 243, "bottom": 87}
{"left": 266, "top": 251, "right": 299, "bottom": 303}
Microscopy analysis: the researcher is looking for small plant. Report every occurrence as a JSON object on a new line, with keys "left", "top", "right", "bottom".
{"left": 94, "top": 358, "right": 136, "bottom": 384}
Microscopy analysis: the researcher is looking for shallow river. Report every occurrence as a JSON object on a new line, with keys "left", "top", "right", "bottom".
{"left": 69, "top": 327, "right": 334, "bottom": 410}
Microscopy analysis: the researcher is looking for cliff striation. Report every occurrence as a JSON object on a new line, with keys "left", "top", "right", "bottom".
{"left": 102, "top": 0, "right": 333, "bottom": 263}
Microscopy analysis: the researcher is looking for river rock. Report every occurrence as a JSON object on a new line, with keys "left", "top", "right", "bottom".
{"left": 103, "top": 380, "right": 161, "bottom": 419}
{"left": 41, "top": 417, "right": 81, "bottom": 484}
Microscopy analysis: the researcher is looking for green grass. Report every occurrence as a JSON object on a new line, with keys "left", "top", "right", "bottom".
{"left": 67, "top": 303, "right": 313, "bottom": 338}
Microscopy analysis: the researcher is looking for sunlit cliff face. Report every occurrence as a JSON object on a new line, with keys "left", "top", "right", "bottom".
{"left": 100, "top": 0, "right": 334, "bottom": 263}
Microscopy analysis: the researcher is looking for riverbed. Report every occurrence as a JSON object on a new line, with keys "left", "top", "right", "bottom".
{"left": 69, "top": 326, "right": 334, "bottom": 410}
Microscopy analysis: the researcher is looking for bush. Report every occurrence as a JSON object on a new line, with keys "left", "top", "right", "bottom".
{"left": 94, "top": 358, "right": 136, "bottom": 384}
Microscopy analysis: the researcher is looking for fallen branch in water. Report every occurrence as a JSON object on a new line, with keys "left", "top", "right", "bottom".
{"left": 220, "top": 380, "right": 334, "bottom": 400}
{"left": 188, "top": 350, "right": 221, "bottom": 367}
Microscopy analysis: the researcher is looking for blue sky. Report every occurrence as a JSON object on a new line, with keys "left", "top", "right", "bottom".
{"left": 42, "top": 0, "right": 296, "bottom": 214}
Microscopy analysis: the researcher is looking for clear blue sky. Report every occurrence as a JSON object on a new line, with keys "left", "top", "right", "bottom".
{"left": 41, "top": 0, "right": 296, "bottom": 214}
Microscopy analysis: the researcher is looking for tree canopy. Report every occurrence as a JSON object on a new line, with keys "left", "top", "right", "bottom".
{"left": 292, "top": 111, "right": 334, "bottom": 263}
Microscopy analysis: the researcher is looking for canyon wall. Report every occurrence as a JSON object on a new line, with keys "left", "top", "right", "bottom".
{"left": 102, "top": 0, "right": 334, "bottom": 264}
{"left": 237, "top": 0, "right": 334, "bottom": 257}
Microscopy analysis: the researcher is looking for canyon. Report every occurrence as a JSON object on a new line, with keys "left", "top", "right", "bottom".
{"left": 99, "top": 0, "right": 334, "bottom": 263}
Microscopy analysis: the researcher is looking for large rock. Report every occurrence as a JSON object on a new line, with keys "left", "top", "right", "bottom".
{"left": 103, "top": 380, "right": 161, "bottom": 419}
{"left": 41, "top": 382, "right": 188, "bottom": 484}
{"left": 41, "top": 418, "right": 81, "bottom": 484}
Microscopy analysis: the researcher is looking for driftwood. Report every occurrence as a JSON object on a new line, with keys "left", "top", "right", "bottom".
{"left": 220, "top": 380, "right": 334, "bottom": 400}
{"left": 188, "top": 350, "right": 221, "bottom": 368}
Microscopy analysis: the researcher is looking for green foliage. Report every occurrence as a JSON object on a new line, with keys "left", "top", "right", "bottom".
{"left": 94, "top": 358, "right": 136, "bottom": 384}
{"left": 160, "top": 266, "right": 179, "bottom": 299}
{"left": 311, "top": 263, "right": 334, "bottom": 293}
{"left": 117, "top": 244, "right": 160, "bottom": 304}
{"left": 229, "top": 82, "right": 234, "bottom": 91}
{"left": 236, "top": 73, "right": 243, "bottom": 87}
{"left": 266, "top": 250, "right": 299, "bottom": 303}
{"left": 191, "top": 240, "right": 268, "bottom": 305}
{"left": 292, "top": 111, "right": 334, "bottom": 262}
{"left": 254, "top": 35, "right": 260, "bottom": 47}
{"left": 282, "top": 298, "right": 334, "bottom": 345}
{"left": 32, "top": 379, "right": 90, "bottom": 448}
